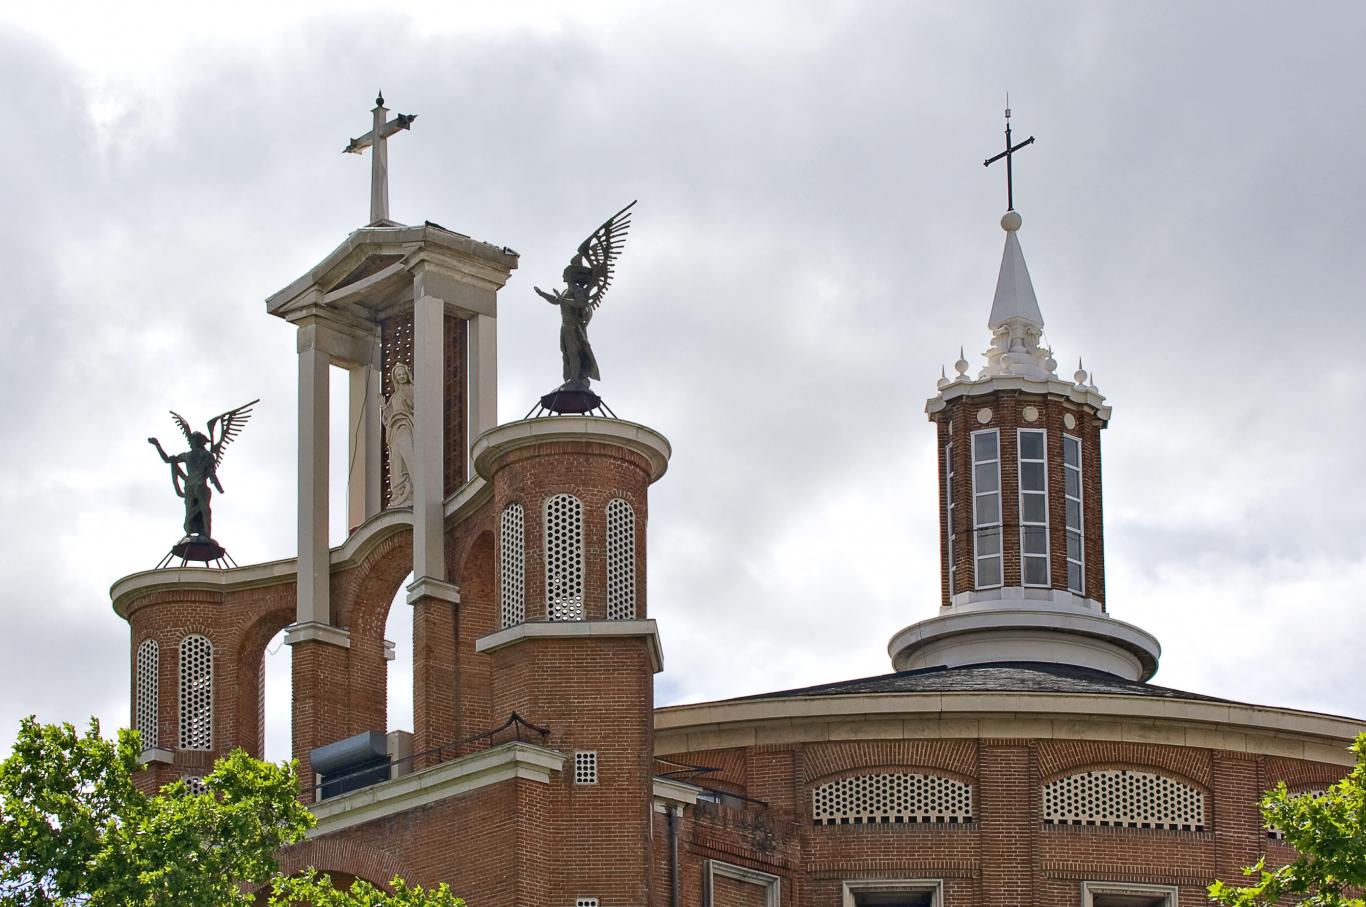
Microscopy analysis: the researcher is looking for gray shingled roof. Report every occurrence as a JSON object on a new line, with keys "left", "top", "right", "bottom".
{"left": 727, "top": 661, "right": 1234, "bottom": 704}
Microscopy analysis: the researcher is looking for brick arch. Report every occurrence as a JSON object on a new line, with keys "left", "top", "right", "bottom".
{"left": 1037, "top": 740, "right": 1213, "bottom": 787}
{"left": 233, "top": 601, "right": 297, "bottom": 760}
{"left": 275, "top": 837, "right": 414, "bottom": 891}
{"left": 802, "top": 740, "right": 979, "bottom": 783}
{"left": 454, "top": 530, "right": 496, "bottom": 750}
{"left": 333, "top": 527, "right": 414, "bottom": 633}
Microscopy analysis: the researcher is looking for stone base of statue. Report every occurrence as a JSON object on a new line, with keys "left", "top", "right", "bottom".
{"left": 539, "top": 386, "right": 604, "bottom": 415}
{"left": 158, "top": 535, "right": 236, "bottom": 569}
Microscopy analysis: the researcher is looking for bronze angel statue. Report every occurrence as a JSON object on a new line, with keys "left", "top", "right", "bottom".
{"left": 534, "top": 201, "right": 635, "bottom": 391}
{"left": 148, "top": 399, "right": 258, "bottom": 541}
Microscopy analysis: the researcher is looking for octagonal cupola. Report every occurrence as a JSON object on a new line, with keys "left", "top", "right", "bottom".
{"left": 891, "top": 204, "right": 1160, "bottom": 682}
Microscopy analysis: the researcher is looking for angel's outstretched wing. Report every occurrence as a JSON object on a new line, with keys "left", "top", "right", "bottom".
{"left": 576, "top": 200, "right": 636, "bottom": 309}
{"left": 206, "top": 399, "right": 260, "bottom": 467}
{"left": 170, "top": 411, "right": 195, "bottom": 445}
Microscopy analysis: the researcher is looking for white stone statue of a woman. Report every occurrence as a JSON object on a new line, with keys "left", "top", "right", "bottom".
{"left": 382, "top": 362, "right": 416, "bottom": 507}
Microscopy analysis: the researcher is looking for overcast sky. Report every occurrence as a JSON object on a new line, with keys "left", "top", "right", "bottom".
{"left": 2, "top": 1, "right": 1364, "bottom": 762}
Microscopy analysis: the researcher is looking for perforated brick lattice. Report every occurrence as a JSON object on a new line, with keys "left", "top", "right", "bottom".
{"left": 500, "top": 504, "right": 526, "bottom": 628}
{"left": 380, "top": 312, "right": 414, "bottom": 509}
{"left": 1267, "top": 789, "right": 1324, "bottom": 839}
{"left": 135, "top": 639, "right": 158, "bottom": 750}
{"left": 178, "top": 634, "right": 213, "bottom": 751}
{"left": 606, "top": 498, "right": 636, "bottom": 620}
{"left": 184, "top": 776, "right": 207, "bottom": 796}
{"left": 812, "top": 773, "right": 973, "bottom": 825}
{"left": 575, "top": 899, "right": 599, "bottom": 907}
{"left": 575, "top": 751, "right": 598, "bottom": 785}
{"left": 1043, "top": 769, "right": 1205, "bottom": 831}
{"left": 544, "top": 494, "right": 584, "bottom": 621}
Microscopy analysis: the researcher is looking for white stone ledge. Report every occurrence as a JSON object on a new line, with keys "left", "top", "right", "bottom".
{"left": 653, "top": 693, "right": 1366, "bottom": 765}
{"left": 925, "top": 375, "right": 1111, "bottom": 422}
{"left": 137, "top": 747, "right": 174, "bottom": 765}
{"left": 475, "top": 619, "right": 664, "bottom": 673}
{"left": 471, "top": 416, "right": 672, "bottom": 483}
{"left": 406, "top": 576, "right": 460, "bottom": 606}
{"left": 309, "top": 742, "right": 564, "bottom": 837}
{"left": 653, "top": 776, "right": 705, "bottom": 812}
{"left": 284, "top": 621, "right": 351, "bottom": 649}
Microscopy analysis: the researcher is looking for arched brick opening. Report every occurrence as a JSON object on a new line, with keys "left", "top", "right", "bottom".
{"left": 454, "top": 530, "right": 496, "bottom": 755}
{"left": 235, "top": 598, "right": 296, "bottom": 760}
{"left": 274, "top": 837, "right": 413, "bottom": 893}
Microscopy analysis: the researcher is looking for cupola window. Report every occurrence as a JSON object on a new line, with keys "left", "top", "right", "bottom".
{"left": 605, "top": 498, "right": 636, "bottom": 620}
{"left": 1018, "top": 429, "right": 1050, "bottom": 586}
{"left": 135, "top": 639, "right": 159, "bottom": 750}
{"left": 971, "top": 430, "right": 1002, "bottom": 588}
{"left": 178, "top": 634, "right": 213, "bottom": 751}
{"left": 1063, "top": 435, "right": 1084, "bottom": 594}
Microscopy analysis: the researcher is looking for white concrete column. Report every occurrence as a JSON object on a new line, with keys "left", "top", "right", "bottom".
{"left": 297, "top": 335, "right": 330, "bottom": 624}
{"left": 411, "top": 293, "right": 447, "bottom": 583}
{"left": 346, "top": 338, "right": 383, "bottom": 530}
{"left": 469, "top": 313, "right": 498, "bottom": 450}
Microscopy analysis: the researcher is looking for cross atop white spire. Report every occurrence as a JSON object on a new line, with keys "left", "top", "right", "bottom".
{"left": 343, "top": 92, "right": 418, "bottom": 226}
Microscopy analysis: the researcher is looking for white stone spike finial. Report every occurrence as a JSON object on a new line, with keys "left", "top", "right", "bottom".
{"left": 937, "top": 365, "right": 951, "bottom": 390}
{"left": 1074, "top": 358, "right": 1087, "bottom": 386}
{"left": 980, "top": 210, "right": 1052, "bottom": 380}
{"left": 954, "top": 346, "right": 969, "bottom": 377}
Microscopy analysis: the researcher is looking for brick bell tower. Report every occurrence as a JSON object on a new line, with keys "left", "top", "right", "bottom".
{"left": 888, "top": 192, "right": 1161, "bottom": 681}
{"left": 113, "top": 95, "right": 677, "bottom": 905}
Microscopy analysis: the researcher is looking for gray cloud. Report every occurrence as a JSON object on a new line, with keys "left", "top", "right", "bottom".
{"left": 3, "top": 2, "right": 1364, "bottom": 757}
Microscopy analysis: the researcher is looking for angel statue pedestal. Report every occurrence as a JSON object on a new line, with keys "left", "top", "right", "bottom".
{"left": 532, "top": 201, "right": 634, "bottom": 419}
{"left": 165, "top": 534, "right": 232, "bottom": 567}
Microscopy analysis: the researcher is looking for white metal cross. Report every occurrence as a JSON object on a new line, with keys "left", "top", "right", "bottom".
{"left": 343, "top": 92, "right": 417, "bottom": 224}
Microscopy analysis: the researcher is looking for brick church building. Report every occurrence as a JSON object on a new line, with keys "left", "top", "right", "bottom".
{"left": 110, "top": 103, "right": 1364, "bottom": 907}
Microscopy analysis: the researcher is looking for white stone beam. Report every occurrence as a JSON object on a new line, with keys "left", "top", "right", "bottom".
{"left": 469, "top": 313, "right": 498, "bottom": 447}
{"left": 296, "top": 339, "right": 330, "bottom": 624}
{"left": 411, "top": 293, "right": 446, "bottom": 583}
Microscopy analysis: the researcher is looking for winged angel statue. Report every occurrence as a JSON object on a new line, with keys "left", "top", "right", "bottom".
{"left": 534, "top": 201, "right": 636, "bottom": 391}
{"left": 148, "top": 399, "right": 258, "bottom": 541}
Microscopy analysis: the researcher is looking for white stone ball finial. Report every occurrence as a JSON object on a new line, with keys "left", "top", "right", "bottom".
{"left": 1074, "top": 358, "right": 1088, "bottom": 386}
{"left": 1001, "top": 210, "right": 1022, "bottom": 232}
{"left": 955, "top": 346, "right": 970, "bottom": 378}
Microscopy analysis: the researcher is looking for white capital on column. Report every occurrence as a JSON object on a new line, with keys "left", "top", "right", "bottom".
{"left": 412, "top": 294, "right": 447, "bottom": 583}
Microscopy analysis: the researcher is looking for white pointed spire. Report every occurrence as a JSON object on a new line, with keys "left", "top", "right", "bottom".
{"left": 981, "top": 211, "right": 1056, "bottom": 380}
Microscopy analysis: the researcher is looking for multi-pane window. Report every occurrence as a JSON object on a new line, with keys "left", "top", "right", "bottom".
{"left": 1018, "top": 429, "right": 1049, "bottom": 586}
{"left": 544, "top": 494, "right": 585, "bottom": 621}
{"left": 135, "top": 639, "right": 159, "bottom": 750}
{"left": 499, "top": 503, "right": 526, "bottom": 628}
{"left": 944, "top": 443, "right": 956, "bottom": 598}
{"left": 1064, "top": 435, "right": 1084, "bottom": 594}
{"left": 606, "top": 498, "right": 636, "bottom": 620}
{"left": 178, "top": 634, "right": 213, "bottom": 751}
{"left": 971, "top": 430, "right": 1002, "bottom": 588}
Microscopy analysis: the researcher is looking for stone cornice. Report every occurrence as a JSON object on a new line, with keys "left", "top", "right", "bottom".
{"left": 475, "top": 619, "right": 665, "bottom": 673}
{"left": 653, "top": 692, "right": 1366, "bottom": 766}
{"left": 308, "top": 742, "right": 564, "bottom": 837}
{"left": 472, "top": 417, "right": 672, "bottom": 484}
{"left": 926, "top": 375, "right": 1111, "bottom": 423}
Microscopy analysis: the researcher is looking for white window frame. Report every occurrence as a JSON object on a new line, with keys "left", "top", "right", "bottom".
{"left": 705, "top": 860, "right": 780, "bottom": 907}
{"left": 843, "top": 879, "right": 944, "bottom": 907}
{"left": 970, "top": 429, "right": 1002, "bottom": 589}
{"left": 1017, "top": 428, "right": 1051, "bottom": 588}
{"left": 1063, "top": 434, "right": 1085, "bottom": 595}
{"left": 1081, "top": 881, "right": 1178, "bottom": 907}
{"left": 944, "top": 442, "right": 956, "bottom": 598}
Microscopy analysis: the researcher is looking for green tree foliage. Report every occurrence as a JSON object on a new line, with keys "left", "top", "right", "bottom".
{"left": 0, "top": 717, "right": 463, "bottom": 907}
{"left": 1209, "top": 733, "right": 1366, "bottom": 907}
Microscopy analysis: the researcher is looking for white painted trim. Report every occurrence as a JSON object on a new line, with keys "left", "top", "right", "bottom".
{"left": 472, "top": 416, "right": 672, "bottom": 483}
{"left": 474, "top": 619, "right": 664, "bottom": 673}
{"left": 704, "top": 860, "right": 780, "bottom": 907}
{"left": 283, "top": 621, "right": 352, "bottom": 649}
{"left": 887, "top": 607, "right": 1160, "bottom": 680}
{"left": 653, "top": 776, "right": 705, "bottom": 811}
{"left": 309, "top": 742, "right": 564, "bottom": 837}
{"left": 1081, "top": 881, "right": 1179, "bottom": 907}
{"left": 842, "top": 879, "right": 943, "bottom": 907}
{"left": 137, "top": 747, "right": 174, "bottom": 765}
{"left": 653, "top": 693, "right": 1366, "bottom": 765}
{"left": 925, "top": 374, "right": 1111, "bottom": 424}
